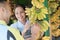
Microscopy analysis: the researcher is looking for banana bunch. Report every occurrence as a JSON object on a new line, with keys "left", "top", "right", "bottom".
{"left": 37, "top": 7, "right": 48, "bottom": 20}
{"left": 50, "top": 8, "right": 60, "bottom": 31}
{"left": 25, "top": 0, "right": 49, "bottom": 32}
{"left": 42, "top": 36, "right": 50, "bottom": 40}
{"left": 48, "top": 2, "right": 59, "bottom": 13}
{"left": 49, "top": 2, "right": 59, "bottom": 9}
{"left": 52, "top": 29, "right": 60, "bottom": 37}
{"left": 50, "top": 8, "right": 60, "bottom": 37}
{"left": 25, "top": 7, "right": 37, "bottom": 24}
{"left": 31, "top": 0, "right": 44, "bottom": 9}
{"left": 25, "top": 6, "right": 48, "bottom": 24}
{"left": 39, "top": 20, "right": 50, "bottom": 32}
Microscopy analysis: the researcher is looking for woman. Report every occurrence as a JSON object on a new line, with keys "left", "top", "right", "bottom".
{"left": 10, "top": 4, "right": 31, "bottom": 39}
{"left": 11, "top": 4, "right": 43, "bottom": 40}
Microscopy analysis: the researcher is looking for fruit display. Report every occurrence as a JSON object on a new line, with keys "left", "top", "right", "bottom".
{"left": 25, "top": 0, "right": 50, "bottom": 40}
{"left": 49, "top": 0, "right": 60, "bottom": 37}
{"left": 50, "top": 8, "right": 60, "bottom": 37}
{"left": 25, "top": 0, "right": 49, "bottom": 32}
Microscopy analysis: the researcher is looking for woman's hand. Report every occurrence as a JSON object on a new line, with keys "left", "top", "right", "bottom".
{"left": 22, "top": 22, "right": 31, "bottom": 36}
{"left": 31, "top": 22, "right": 44, "bottom": 40}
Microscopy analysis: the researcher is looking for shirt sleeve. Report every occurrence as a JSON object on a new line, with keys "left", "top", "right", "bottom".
{"left": 10, "top": 23, "right": 17, "bottom": 29}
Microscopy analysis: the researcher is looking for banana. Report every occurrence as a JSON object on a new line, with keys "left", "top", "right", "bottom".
{"left": 25, "top": 0, "right": 49, "bottom": 25}
{"left": 41, "top": 7, "right": 48, "bottom": 14}
{"left": 40, "top": 24, "right": 46, "bottom": 32}
{"left": 39, "top": 20, "right": 49, "bottom": 32}
{"left": 43, "top": 20, "right": 50, "bottom": 27}
{"left": 41, "top": 13, "right": 46, "bottom": 19}
{"left": 41, "top": 22, "right": 48, "bottom": 32}
{"left": 37, "top": 13, "right": 43, "bottom": 20}
{"left": 42, "top": 22, "right": 49, "bottom": 30}
{"left": 39, "top": 0, "right": 45, "bottom": 3}
{"left": 31, "top": 0, "right": 44, "bottom": 8}
{"left": 42, "top": 36, "right": 50, "bottom": 40}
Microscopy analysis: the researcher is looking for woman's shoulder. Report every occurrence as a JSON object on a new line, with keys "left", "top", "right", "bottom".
{"left": 10, "top": 21, "right": 18, "bottom": 27}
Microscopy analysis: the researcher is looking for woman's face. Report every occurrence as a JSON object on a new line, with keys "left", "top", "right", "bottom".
{"left": 15, "top": 7, "right": 26, "bottom": 21}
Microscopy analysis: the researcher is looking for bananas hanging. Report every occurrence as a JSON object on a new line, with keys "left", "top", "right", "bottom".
{"left": 42, "top": 36, "right": 50, "bottom": 40}
{"left": 25, "top": 6, "right": 48, "bottom": 24}
{"left": 25, "top": 0, "right": 49, "bottom": 33}
{"left": 39, "top": 20, "right": 50, "bottom": 32}
{"left": 52, "top": 29, "right": 60, "bottom": 37}
{"left": 50, "top": 7, "right": 60, "bottom": 37}
{"left": 31, "top": 0, "right": 44, "bottom": 9}
{"left": 48, "top": 2, "right": 59, "bottom": 13}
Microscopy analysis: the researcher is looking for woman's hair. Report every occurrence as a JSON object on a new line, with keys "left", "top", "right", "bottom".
{"left": 14, "top": 4, "right": 25, "bottom": 10}
{"left": 0, "top": 0, "right": 6, "bottom": 2}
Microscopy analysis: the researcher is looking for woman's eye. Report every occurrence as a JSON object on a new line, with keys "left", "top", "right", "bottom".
{"left": 15, "top": 13, "right": 18, "bottom": 14}
{"left": 16, "top": 13, "right": 18, "bottom": 14}
{"left": 20, "top": 11, "right": 25, "bottom": 13}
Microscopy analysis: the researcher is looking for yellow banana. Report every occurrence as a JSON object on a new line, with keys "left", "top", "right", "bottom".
{"left": 37, "top": 14, "right": 43, "bottom": 20}
{"left": 43, "top": 20, "right": 50, "bottom": 27}
{"left": 41, "top": 7, "right": 48, "bottom": 14}
{"left": 42, "top": 36, "right": 50, "bottom": 40}
{"left": 41, "top": 23, "right": 48, "bottom": 32}
{"left": 42, "top": 22, "right": 49, "bottom": 30}
{"left": 41, "top": 13, "right": 46, "bottom": 19}
{"left": 31, "top": 0, "right": 44, "bottom": 8}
